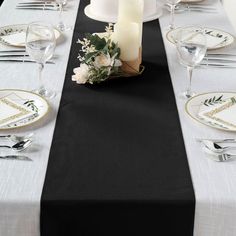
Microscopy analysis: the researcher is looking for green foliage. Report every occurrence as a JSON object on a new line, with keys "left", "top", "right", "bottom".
{"left": 203, "top": 95, "right": 223, "bottom": 107}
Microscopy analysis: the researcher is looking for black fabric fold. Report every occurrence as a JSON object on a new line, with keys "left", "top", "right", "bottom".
{"left": 41, "top": 0, "right": 195, "bottom": 235}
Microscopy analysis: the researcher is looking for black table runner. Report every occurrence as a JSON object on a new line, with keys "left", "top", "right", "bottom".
{"left": 41, "top": 1, "right": 195, "bottom": 235}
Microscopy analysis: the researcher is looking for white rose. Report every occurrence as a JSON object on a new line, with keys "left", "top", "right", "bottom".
{"left": 72, "top": 64, "right": 89, "bottom": 84}
{"left": 94, "top": 53, "right": 112, "bottom": 68}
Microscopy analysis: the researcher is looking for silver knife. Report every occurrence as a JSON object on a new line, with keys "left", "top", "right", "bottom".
{"left": 200, "top": 63, "right": 236, "bottom": 68}
{"left": 204, "top": 57, "right": 236, "bottom": 63}
{"left": 0, "top": 155, "right": 32, "bottom": 161}
{"left": 207, "top": 53, "right": 236, "bottom": 57}
{"left": 17, "top": 4, "right": 57, "bottom": 7}
{"left": 196, "top": 138, "right": 236, "bottom": 143}
{"left": 18, "top": 0, "right": 56, "bottom": 3}
{"left": 0, "top": 50, "right": 26, "bottom": 53}
{"left": 0, "top": 59, "right": 55, "bottom": 64}
{"left": 16, "top": 6, "right": 58, "bottom": 10}
{"left": 0, "top": 54, "right": 29, "bottom": 57}
{"left": 18, "top": 2, "right": 57, "bottom": 4}
{"left": 176, "top": 9, "right": 217, "bottom": 13}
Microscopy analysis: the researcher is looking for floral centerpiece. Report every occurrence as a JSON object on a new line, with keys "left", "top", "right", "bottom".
{"left": 72, "top": 24, "right": 144, "bottom": 84}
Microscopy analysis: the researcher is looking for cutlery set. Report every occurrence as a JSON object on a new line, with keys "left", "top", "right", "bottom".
{"left": 0, "top": 133, "right": 34, "bottom": 161}
{"left": 200, "top": 53, "right": 236, "bottom": 68}
{"left": 0, "top": 50, "right": 55, "bottom": 64}
{"left": 16, "top": 1, "right": 65, "bottom": 11}
{"left": 198, "top": 138, "right": 236, "bottom": 162}
{"left": 164, "top": 3, "right": 218, "bottom": 13}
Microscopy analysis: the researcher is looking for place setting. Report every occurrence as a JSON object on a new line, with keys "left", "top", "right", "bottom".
{"left": 171, "top": 26, "right": 236, "bottom": 161}
{"left": 0, "top": 20, "right": 61, "bottom": 161}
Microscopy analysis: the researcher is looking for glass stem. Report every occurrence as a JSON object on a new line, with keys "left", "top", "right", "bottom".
{"left": 187, "top": 66, "right": 194, "bottom": 97}
{"left": 59, "top": 3, "right": 63, "bottom": 25}
{"left": 170, "top": 4, "right": 175, "bottom": 30}
{"left": 38, "top": 63, "right": 45, "bottom": 93}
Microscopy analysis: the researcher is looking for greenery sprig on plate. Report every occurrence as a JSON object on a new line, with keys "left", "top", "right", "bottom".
{"left": 203, "top": 95, "right": 224, "bottom": 107}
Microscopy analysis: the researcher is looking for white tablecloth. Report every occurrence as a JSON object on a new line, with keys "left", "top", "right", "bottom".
{"left": 0, "top": 0, "right": 236, "bottom": 235}
{"left": 0, "top": 0, "right": 80, "bottom": 235}
{"left": 159, "top": 0, "right": 236, "bottom": 235}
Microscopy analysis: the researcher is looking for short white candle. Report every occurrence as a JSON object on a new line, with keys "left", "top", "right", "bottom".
{"left": 113, "top": 22, "right": 139, "bottom": 61}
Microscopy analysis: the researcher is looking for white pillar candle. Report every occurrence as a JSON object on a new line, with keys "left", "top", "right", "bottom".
{"left": 113, "top": 22, "right": 139, "bottom": 61}
{"left": 117, "top": 0, "right": 144, "bottom": 46}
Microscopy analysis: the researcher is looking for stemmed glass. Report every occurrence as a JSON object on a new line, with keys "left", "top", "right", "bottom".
{"left": 165, "top": 0, "right": 181, "bottom": 30}
{"left": 26, "top": 22, "right": 56, "bottom": 99}
{"left": 56, "top": 0, "right": 71, "bottom": 31}
{"left": 176, "top": 26, "right": 207, "bottom": 99}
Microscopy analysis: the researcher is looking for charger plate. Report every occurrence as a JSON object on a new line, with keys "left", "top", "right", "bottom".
{"left": 84, "top": 4, "right": 163, "bottom": 23}
{"left": 0, "top": 24, "right": 61, "bottom": 47}
{"left": 0, "top": 89, "right": 49, "bottom": 130}
{"left": 185, "top": 92, "right": 236, "bottom": 132}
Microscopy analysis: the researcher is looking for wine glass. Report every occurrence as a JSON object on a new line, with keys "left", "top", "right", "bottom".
{"left": 56, "top": 0, "right": 71, "bottom": 31}
{"left": 176, "top": 26, "right": 207, "bottom": 99}
{"left": 26, "top": 22, "right": 56, "bottom": 99}
{"left": 165, "top": 0, "right": 181, "bottom": 30}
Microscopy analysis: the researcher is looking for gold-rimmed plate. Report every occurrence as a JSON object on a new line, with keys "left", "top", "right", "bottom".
{"left": 185, "top": 92, "right": 236, "bottom": 131}
{"left": 0, "top": 89, "right": 49, "bottom": 130}
{"left": 0, "top": 24, "right": 61, "bottom": 47}
{"left": 166, "top": 27, "right": 235, "bottom": 50}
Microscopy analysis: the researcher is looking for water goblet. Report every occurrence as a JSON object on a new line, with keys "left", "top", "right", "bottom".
{"left": 165, "top": 0, "right": 181, "bottom": 30}
{"left": 56, "top": 0, "right": 71, "bottom": 31}
{"left": 176, "top": 26, "right": 207, "bottom": 99}
{"left": 26, "top": 22, "right": 56, "bottom": 99}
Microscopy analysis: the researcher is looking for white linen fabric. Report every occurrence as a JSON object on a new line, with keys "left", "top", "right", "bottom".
{"left": 0, "top": 0, "right": 80, "bottom": 235}
{"left": 0, "top": 0, "right": 236, "bottom": 236}
{"left": 222, "top": 0, "right": 236, "bottom": 31}
{"left": 159, "top": 0, "right": 236, "bottom": 235}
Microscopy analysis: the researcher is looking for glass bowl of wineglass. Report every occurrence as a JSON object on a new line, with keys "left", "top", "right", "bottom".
{"left": 26, "top": 21, "right": 56, "bottom": 99}
{"left": 176, "top": 26, "right": 207, "bottom": 99}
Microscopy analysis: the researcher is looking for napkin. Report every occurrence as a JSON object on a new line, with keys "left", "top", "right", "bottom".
{"left": 186, "top": 32, "right": 225, "bottom": 48}
{"left": 205, "top": 33, "right": 225, "bottom": 48}
{"left": 198, "top": 97, "right": 236, "bottom": 130}
{"left": 0, "top": 97, "right": 36, "bottom": 128}
{"left": 0, "top": 32, "right": 26, "bottom": 46}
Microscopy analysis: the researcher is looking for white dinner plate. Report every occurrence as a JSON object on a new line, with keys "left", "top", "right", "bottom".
{"left": 166, "top": 27, "right": 235, "bottom": 50}
{"left": 0, "top": 24, "right": 61, "bottom": 47}
{"left": 0, "top": 89, "right": 49, "bottom": 130}
{"left": 84, "top": 4, "right": 163, "bottom": 23}
{"left": 185, "top": 92, "right": 236, "bottom": 132}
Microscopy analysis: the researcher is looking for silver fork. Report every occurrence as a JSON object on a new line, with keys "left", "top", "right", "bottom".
{"left": 203, "top": 146, "right": 235, "bottom": 162}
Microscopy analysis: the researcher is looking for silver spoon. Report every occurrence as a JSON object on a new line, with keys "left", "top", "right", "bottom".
{"left": 0, "top": 133, "right": 34, "bottom": 142}
{"left": 0, "top": 139, "right": 32, "bottom": 152}
{"left": 202, "top": 140, "right": 236, "bottom": 153}
{"left": 203, "top": 146, "right": 235, "bottom": 162}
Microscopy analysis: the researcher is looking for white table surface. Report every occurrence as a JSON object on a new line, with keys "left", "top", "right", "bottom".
{"left": 159, "top": 0, "right": 236, "bottom": 235}
{"left": 0, "top": 0, "right": 80, "bottom": 235}
{"left": 0, "top": 0, "right": 236, "bottom": 235}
